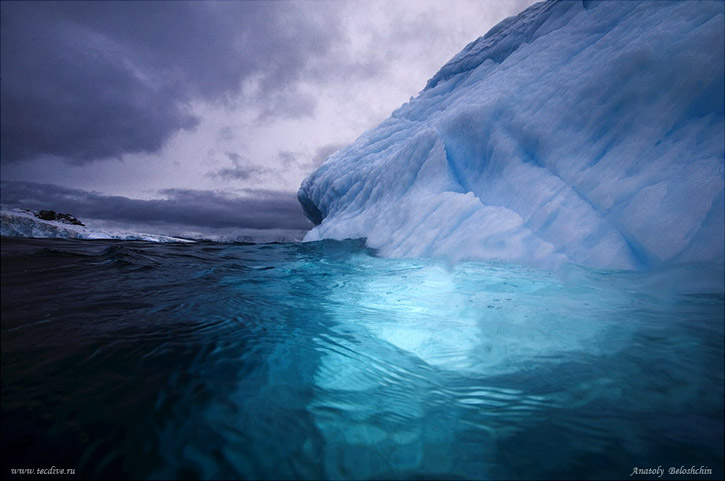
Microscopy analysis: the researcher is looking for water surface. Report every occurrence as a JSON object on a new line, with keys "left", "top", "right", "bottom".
{"left": 1, "top": 237, "right": 723, "bottom": 479}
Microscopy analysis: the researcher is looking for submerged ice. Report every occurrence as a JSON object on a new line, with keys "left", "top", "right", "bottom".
{"left": 222, "top": 244, "right": 721, "bottom": 479}
{"left": 3, "top": 238, "right": 723, "bottom": 479}
{"left": 299, "top": 0, "right": 725, "bottom": 269}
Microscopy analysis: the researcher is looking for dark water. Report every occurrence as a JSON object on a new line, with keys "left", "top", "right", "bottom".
{"left": 1, "top": 237, "right": 723, "bottom": 480}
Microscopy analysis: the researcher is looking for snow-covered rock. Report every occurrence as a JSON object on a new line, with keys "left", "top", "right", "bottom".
{"left": 1, "top": 208, "right": 194, "bottom": 243}
{"left": 298, "top": 0, "right": 724, "bottom": 269}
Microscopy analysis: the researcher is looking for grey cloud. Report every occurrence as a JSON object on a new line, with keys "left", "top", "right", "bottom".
{"left": 0, "top": 5, "right": 200, "bottom": 163}
{"left": 217, "top": 127, "right": 236, "bottom": 143}
{"left": 214, "top": 144, "right": 342, "bottom": 183}
{"left": 253, "top": 90, "right": 318, "bottom": 122}
{"left": 226, "top": 152, "right": 244, "bottom": 164}
{"left": 312, "top": 143, "right": 345, "bottom": 167}
{"left": 1, "top": 1, "right": 341, "bottom": 163}
{"left": 213, "top": 166, "right": 267, "bottom": 181}
{"left": 209, "top": 152, "right": 270, "bottom": 181}
{"left": 1, "top": 181, "right": 312, "bottom": 231}
{"left": 279, "top": 151, "right": 300, "bottom": 167}
{"left": 277, "top": 143, "right": 345, "bottom": 172}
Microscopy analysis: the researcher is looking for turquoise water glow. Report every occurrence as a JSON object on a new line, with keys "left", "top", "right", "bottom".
{"left": 1, "top": 238, "right": 723, "bottom": 479}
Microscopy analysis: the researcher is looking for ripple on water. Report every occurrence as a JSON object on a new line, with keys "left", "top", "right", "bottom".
{"left": 1, "top": 238, "right": 722, "bottom": 479}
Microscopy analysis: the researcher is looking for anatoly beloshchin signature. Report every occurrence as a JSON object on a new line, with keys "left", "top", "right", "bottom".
{"left": 630, "top": 466, "right": 713, "bottom": 477}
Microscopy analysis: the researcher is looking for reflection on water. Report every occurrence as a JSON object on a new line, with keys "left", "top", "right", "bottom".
{"left": 1, "top": 237, "right": 723, "bottom": 479}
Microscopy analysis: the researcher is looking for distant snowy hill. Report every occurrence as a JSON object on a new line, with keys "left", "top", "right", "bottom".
{"left": 0, "top": 208, "right": 306, "bottom": 243}
{"left": 1, "top": 208, "right": 194, "bottom": 243}
{"left": 298, "top": 0, "right": 724, "bottom": 269}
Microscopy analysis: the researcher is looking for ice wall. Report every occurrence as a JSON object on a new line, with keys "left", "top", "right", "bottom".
{"left": 298, "top": 0, "right": 724, "bottom": 269}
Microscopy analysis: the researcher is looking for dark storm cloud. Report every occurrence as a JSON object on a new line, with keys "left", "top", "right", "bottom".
{"left": 0, "top": 1, "right": 341, "bottom": 163}
{"left": 1, "top": 181, "right": 312, "bottom": 230}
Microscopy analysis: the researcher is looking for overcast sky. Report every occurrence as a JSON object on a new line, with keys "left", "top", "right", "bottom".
{"left": 1, "top": 0, "right": 535, "bottom": 238}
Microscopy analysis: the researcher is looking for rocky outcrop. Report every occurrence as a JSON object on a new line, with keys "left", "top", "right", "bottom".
{"left": 34, "top": 210, "right": 85, "bottom": 226}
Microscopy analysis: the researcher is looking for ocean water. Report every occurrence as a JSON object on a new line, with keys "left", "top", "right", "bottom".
{"left": 1, "top": 237, "right": 723, "bottom": 480}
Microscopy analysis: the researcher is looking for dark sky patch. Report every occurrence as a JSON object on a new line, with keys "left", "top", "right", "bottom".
{"left": 0, "top": 1, "right": 341, "bottom": 164}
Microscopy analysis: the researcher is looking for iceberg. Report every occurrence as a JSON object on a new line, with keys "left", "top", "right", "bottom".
{"left": 299, "top": 0, "right": 724, "bottom": 269}
{"left": 0, "top": 208, "right": 194, "bottom": 242}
